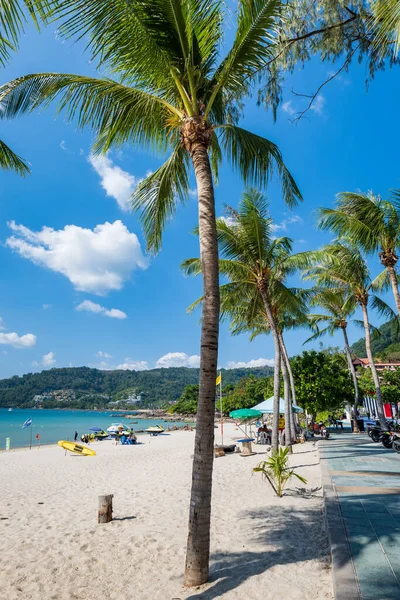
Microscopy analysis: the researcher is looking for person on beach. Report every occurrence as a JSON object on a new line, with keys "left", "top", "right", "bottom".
{"left": 74, "top": 431, "right": 78, "bottom": 441}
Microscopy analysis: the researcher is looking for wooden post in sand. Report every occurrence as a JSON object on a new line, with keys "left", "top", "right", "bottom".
{"left": 98, "top": 494, "right": 113, "bottom": 523}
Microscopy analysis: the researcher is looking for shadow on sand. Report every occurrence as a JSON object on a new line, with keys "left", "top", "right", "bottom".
{"left": 185, "top": 505, "right": 330, "bottom": 599}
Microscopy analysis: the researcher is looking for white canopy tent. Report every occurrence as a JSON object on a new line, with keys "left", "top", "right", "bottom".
{"left": 251, "top": 397, "right": 304, "bottom": 414}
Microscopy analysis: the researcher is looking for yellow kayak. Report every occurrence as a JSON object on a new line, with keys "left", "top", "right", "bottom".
{"left": 58, "top": 440, "right": 96, "bottom": 456}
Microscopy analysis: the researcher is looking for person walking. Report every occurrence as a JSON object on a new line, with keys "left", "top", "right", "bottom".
{"left": 74, "top": 431, "right": 78, "bottom": 441}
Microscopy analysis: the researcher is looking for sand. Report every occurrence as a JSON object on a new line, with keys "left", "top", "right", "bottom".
{"left": 0, "top": 424, "right": 333, "bottom": 600}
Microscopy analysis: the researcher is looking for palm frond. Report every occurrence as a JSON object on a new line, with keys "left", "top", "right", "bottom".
{"left": 0, "top": 73, "right": 180, "bottom": 154}
{"left": 370, "top": 269, "right": 390, "bottom": 293}
{"left": 0, "top": 138, "right": 29, "bottom": 175}
{"left": 370, "top": 295, "right": 397, "bottom": 323}
{"left": 132, "top": 144, "right": 190, "bottom": 252}
{"left": 206, "top": 0, "right": 282, "bottom": 111}
{"left": 353, "top": 319, "right": 380, "bottom": 334}
{"left": 0, "top": 0, "right": 51, "bottom": 67}
{"left": 48, "top": 0, "right": 184, "bottom": 99}
{"left": 370, "top": 0, "right": 400, "bottom": 58}
{"left": 181, "top": 257, "right": 202, "bottom": 277}
{"left": 219, "top": 124, "right": 301, "bottom": 207}
{"left": 317, "top": 206, "right": 378, "bottom": 253}
{"left": 189, "top": 0, "right": 224, "bottom": 78}
{"left": 303, "top": 324, "right": 332, "bottom": 345}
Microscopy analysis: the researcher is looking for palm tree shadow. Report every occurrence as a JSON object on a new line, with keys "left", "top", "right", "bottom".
{"left": 185, "top": 506, "right": 330, "bottom": 599}
{"left": 185, "top": 496, "right": 400, "bottom": 599}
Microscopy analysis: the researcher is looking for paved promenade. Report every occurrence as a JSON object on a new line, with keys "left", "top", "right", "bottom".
{"left": 320, "top": 432, "right": 400, "bottom": 600}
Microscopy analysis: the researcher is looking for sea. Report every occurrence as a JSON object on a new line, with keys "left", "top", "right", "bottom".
{"left": 0, "top": 408, "right": 182, "bottom": 449}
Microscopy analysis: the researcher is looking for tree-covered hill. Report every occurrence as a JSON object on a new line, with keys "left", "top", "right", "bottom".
{"left": 0, "top": 365, "right": 273, "bottom": 408}
{"left": 351, "top": 318, "right": 400, "bottom": 359}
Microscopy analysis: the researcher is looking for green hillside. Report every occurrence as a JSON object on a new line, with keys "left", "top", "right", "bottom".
{"left": 351, "top": 318, "right": 400, "bottom": 359}
{"left": 0, "top": 365, "right": 273, "bottom": 409}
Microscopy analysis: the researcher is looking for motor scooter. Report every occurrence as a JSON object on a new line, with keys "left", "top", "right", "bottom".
{"left": 392, "top": 432, "right": 400, "bottom": 454}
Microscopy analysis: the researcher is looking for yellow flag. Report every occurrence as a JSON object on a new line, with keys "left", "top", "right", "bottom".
{"left": 216, "top": 374, "right": 221, "bottom": 386}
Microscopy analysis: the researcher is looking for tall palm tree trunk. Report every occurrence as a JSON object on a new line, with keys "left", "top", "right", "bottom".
{"left": 280, "top": 339, "right": 292, "bottom": 451}
{"left": 360, "top": 303, "right": 388, "bottom": 431}
{"left": 279, "top": 332, "right": 298, "bottom": 438}
{"left": 386, "top": 265, "right": 400, "bottom": 315}
{"left": 280, "top": 335, "right": 297, "bottom": 406}
{"left": 272, "top": 345, "right": 281, "bottom": 452}
{"left": 184, "top": 143, "right": 220, "bottom": 587}
{"left": 341, "top": 325, "right": 361, "bottom": 433}
{"left": 259, "top": 288, "right": 280, "bottom": 452}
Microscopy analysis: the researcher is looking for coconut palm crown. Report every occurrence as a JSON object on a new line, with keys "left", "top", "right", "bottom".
{"left": 0, "top": 0, "right": 301, "bottom": 236}
{"left": 318, "top": 191, "right": 400, "bottom": 313}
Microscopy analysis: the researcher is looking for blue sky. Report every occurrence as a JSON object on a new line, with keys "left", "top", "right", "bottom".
{"left": 0, "top": 20, "right": 399, "bottom": 379}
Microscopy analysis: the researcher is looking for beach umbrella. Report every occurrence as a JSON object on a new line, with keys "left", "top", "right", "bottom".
{"left": 229, "top": 408, "right": 262, "bottom": 438}
{"left": 229, "top": 408, "right": 263, "bottom": 420}
{"left": 251, "top": 397, "right": 304, "bottom": 414}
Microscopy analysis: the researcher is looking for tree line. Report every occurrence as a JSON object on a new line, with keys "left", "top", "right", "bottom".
{"left": 0, "top": 364, "right": 273, "bottom": 408}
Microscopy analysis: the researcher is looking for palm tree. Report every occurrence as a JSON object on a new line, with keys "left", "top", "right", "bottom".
{"left": 303, "top": 242, "right": 396, "bottom": 431}
{"left": 318, "top": 192, "right": 400, "bottom": 314}
{"left": 0, "top": 0, "right": 51, "bottom": 174}
{"left": 304, "top": 287, "right": 362, "bottom": 432}
{"left": 183, "top": 188, "right": 303, "bottom": 452}
{"left": 0, "top": 2, "right": 301, "bottom": 585}
{"left": 227, "top": 295, "right": 309, "bottom": 448}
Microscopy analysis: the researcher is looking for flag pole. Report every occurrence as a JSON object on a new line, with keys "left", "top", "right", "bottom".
{"left": 29, "top": 423, "right": 32, "bottom": 450}
{"left": 219, "top": 372, "right": 223, "bottom": 446}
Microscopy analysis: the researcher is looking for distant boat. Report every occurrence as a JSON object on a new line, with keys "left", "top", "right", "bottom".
{"left": 8, "top": 408, "right": 13, "bottom": 412}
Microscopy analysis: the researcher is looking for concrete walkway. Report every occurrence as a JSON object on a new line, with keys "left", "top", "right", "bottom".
{"left": 320, "top": 433, "right": 400, "bottom": 600}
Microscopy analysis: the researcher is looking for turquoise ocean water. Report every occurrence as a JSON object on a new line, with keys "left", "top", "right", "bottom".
{"left": 0, "top": 408, "right": 180, "bottom": 449}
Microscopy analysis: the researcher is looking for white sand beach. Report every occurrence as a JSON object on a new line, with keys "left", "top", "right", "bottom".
{"left": 0, "top": 424, "right": 333, "bottom": 600}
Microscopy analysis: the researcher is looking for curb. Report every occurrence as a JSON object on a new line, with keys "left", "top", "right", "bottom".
{"left": 319, "top": 444, "right": 361, "bottom": 600}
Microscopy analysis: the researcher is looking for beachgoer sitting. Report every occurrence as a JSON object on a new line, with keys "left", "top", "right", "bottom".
{"left": 257, "top": 425, "right": 271, "bottom": 445}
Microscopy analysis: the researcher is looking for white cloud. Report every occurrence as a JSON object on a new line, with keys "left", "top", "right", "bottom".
{"left": 76, "top": 300, "right": 127, "bottom": 319}
{"left": 32, "top": 360, "right": 39, "bottom": 367}
{"left": 60, "top": 140, "right": 67, "bottom": 151}
{"left": 6, "top": 220, "right": 148, "bottom": 295}
{"left": 271, "top": 215, "right": 303, "bottom": 232}
{"left": 155, "top": 352, "right": 201, "bottom": 368}
{"left": 282, "top": 101, "right": 296, "bottom": 116}
{"left": 89, "top": 351, "right": 201, "bottom": 371}
{"left": 116, "top": 358, "right": 149, "bottom": 371}
{"left": 88, "top": 154, "right": 143, "bottom": 212}
{"left": 89, "top": 358, "right": 149, "bottom": 370}
{"left": 42, "top": 351, "right": 56, "bottom": 367}
{"left": 97, "top": 350, "right": 112, "bottom": 358}
{"left": 310, "top": 94, "right": 325, "bottom": 115}
{"left": 0, "top": 332, "right": 36, "bottom": 348}
{"left": 0, "top": 317, "right": 5, "bottom": 330}
{"left": 227, "top": 358, "right": 275, "bottom": 369}
{"left": 42, "top": 304, "right": 52, "bottom": 310}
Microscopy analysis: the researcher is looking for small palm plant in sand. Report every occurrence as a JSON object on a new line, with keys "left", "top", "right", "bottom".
{"left": 253, "top": 447, "right": 307, "bottom": 498}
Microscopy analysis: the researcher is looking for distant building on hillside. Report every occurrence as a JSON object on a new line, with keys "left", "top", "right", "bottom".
{"left": 352, "top": 355, "right": 400, "bottom": 372}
